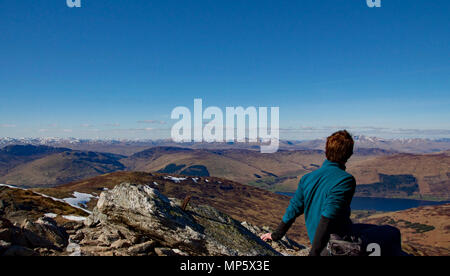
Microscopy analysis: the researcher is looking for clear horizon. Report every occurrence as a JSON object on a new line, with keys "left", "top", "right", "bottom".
{"left": 1, "top": 1, "right": 449, "bottom": 140}
{"left": 0, "top": 132, "right": 449, "bottom": 142}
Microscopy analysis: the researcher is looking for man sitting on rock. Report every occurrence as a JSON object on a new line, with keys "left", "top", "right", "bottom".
{"left": 261, "top": 130, "right": 403, "bottom": 256}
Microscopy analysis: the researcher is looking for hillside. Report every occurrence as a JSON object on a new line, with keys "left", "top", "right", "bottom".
{"left": 0, "top": 184, "right": 308, "bottom": 256}
{"left": 121, "top": 146, "right": 449, "bottom": 199}
{"left": 357, "top": 204, "right": 450, "bottom": 256}
{"left": 34, "top": 171, "right": 311, "bottom": 245}
{"left": 0, "top": 144, "right": 448, "bottom": 200}
{"left": 0, "top": 185, "right": 89, "bottom": 256}
{"left": 348, "top": 152, "right": 450, "bottom": 200}
{"left": 76, "top": 183, "right": 308, "bottom": 256}
{"left": 121, "top": 147, "right": 323, "bottom": 192}
{"left": 0, "top": 185, "right": 88, "bottom": 224}
{"left": 0, "top": 145, "right": 69, "bottom": 175}
{"left": 0, "top": 150, "right": 126, "bottom": 188}
{"left": 122, "top": 146, "right": 390, "bottom": 193}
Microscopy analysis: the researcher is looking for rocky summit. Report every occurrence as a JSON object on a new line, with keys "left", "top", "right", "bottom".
{"left": 0, "top": 183, "right": 308, "bottom": 256}
{"left": 74, "top": 183, "right": 309, "bottom": 256}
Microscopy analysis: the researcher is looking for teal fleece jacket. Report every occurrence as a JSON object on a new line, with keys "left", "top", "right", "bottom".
{"left": 282, "top": 159, "right": 356, "bottom": 243}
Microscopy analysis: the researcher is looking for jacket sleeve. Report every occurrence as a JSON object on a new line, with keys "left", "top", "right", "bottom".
{"left": 309, "top": 216, "right": 332, "bottom": 256}
{"left": 321, "top": 176, "right": 356, "bottom": 220}
{"left": 271, "top": 219, "right": 295, "bottom": 241}
{"left": 281, "top": 178, "right": 305, "bottom": 224}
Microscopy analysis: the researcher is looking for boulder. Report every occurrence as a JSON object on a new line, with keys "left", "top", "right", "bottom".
{"left": 87, "top": 184, "right": 205, "bottom": 249}
{"left": 76, "top": 183, "right": 306, "bottom": 256}
{"left": 21, "top": 217, "right": 69, "bottom": 250}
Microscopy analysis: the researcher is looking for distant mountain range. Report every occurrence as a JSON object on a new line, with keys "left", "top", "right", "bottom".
{"left": 1, "top": 135, "right": 450, "bottom": 155}
{"left": 298, "top": 136, "right": 450, "bottom": 154}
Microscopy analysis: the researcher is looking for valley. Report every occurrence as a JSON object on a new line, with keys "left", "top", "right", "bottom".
{"left": 0, "top": 143, "right": 449, "bottom": 200}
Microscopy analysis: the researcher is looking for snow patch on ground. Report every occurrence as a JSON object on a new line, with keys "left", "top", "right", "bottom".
{"left": 0, "top": 184, "right": 92, "bottom": 214}
{"left": 62, "top": 215, "right": 87, "bottom": 222}
{"left": 0, "top": 184, "right": 19, "bottom": 189}
{"left": 63, "top": 192, "right": 98, "bottom": 208}
{"left": 39, "top": 193, "right": 92, "bottom": 214}
{"left": 164, "top": 176, "right": 187, "bottom": 183}
{"left": 44, "top": 213, "right": 58, "bottom": 218}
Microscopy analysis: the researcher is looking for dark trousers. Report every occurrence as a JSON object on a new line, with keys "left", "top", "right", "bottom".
{"left": 321, "top": 223, "right": 404, "bottom": 256}
{"left": 351, "top": 224, "right": 403, "bottom": 256}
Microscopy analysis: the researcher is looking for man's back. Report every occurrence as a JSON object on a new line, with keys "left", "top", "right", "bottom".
{"left": 282, "top": 159, "right": 356, "bottom": 243}
{"left": 262, "top": 131, "right": 403, "bottom": 256}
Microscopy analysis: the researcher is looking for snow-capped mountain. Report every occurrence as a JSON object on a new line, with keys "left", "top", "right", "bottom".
{"left": 0, "top": 136, "right": 449, "bottom": 154}
{"left": 290, "top": 135, "right": 450, "bottom": 154}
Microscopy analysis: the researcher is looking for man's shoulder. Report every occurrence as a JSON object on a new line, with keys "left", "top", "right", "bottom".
{"left": 307, "top": 164, "right": 352, "bottom": 177}
{"left": 300, "top": 166, "right": 355, "bottom": 187}
{"left": 338, "top": 168, "right": 355, "bottom": 180}
{"left": 323, "top": 163, "right": 353, "bottom": 177}
{"left": 329, "top": 169, "right": 356, "bottom": 190}
{"left": 301, "top": 169, "right": 321, "bottom": 182}
{"left": 316, "top": 165, "right": 356, "bottom": 187}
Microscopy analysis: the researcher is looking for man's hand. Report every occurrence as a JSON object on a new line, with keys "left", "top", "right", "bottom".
{"left": 260, "top": 233, "right": 273, "bottom": 242}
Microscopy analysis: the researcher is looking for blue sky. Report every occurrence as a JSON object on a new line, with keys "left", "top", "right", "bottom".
{"left": 0, "top": 0, "right": 449, "bottom": 140}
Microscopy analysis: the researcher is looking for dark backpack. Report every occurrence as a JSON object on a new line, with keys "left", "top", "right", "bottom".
{"left": 325, "top": 234, "right": 364, "bottom": 256}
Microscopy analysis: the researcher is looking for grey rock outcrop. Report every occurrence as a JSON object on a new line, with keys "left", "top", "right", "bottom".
{"left": 75, "top": 183, "right": 307, "bottom": 256}
{"left": 1, "top": 182, "right": 309, "bottom": 256}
